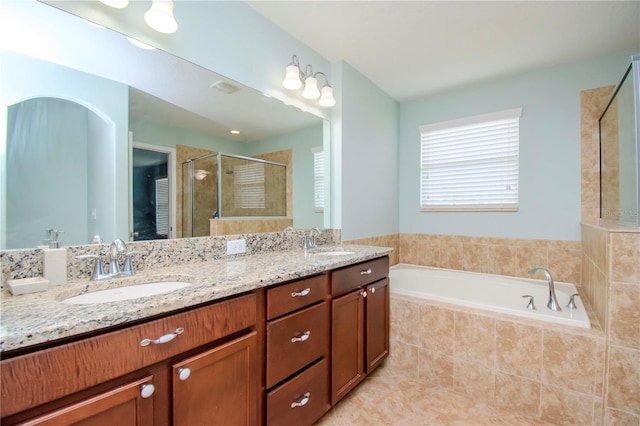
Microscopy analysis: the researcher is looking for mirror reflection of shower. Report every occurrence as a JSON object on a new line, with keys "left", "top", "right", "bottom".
{"left": 181, "top": 153, "right": 287, "bottom": 238}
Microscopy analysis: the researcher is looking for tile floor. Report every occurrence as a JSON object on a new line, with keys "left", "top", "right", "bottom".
{"left": 315, "top": 362, "right": 554, "bottom": 426}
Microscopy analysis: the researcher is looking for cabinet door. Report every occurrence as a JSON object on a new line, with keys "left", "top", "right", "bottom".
{"left": 18, "top": 376, "right": 154, "bottom": 426}
{"left": 366, "top": 278, "right": 389, "bottom": 374}
{"left": 331, "top": 289, "right": 365, "bottom": 405}
{"left": 172, "top": 332, "right": 258, "bottom": 426}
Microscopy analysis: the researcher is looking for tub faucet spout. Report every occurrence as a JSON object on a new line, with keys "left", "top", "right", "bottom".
{"left": 528, "top": 266, "right": 561, "bottom": 311}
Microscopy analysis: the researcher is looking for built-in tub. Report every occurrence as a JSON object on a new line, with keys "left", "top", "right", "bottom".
{"left": 389, "top": 264, "right": 590, "bottom": 328}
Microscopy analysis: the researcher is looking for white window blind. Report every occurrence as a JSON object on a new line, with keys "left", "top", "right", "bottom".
{"left": 419, "top": 108, "right": 521, "bottom": 211}
{"left": 155, "top": 177, "right": 169, "bottom": 236}
{"left": 234, "top": 162, "right": 265, "bottom": 209}
{"left": 312, "top": 147, "right": 324, "bottom": 213}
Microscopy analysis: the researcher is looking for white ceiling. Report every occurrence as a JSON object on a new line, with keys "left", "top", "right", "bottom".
{"left": 247, "top": 1, "right": 640, "bottom": 102}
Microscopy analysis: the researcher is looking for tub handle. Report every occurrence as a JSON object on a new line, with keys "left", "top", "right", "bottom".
{"left": 522, "top": 295, "right": 536, "bottom": 310}
{"left": 567, "top": 293, "right": 580, "bottom": 309}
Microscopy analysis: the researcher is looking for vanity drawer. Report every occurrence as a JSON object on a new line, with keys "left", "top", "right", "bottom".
{"left": 266, "top": 301, "right": 328, "bottom": 388}
{"left": 267, "top": 358, "right": 329, "bottom": 426}
{"left": 267, "top": 274, "right": 328, "bottom": 320}
{"left": 331, "top": 256, "right": 389, "bottom": 296}
{"left": 0, "top": 293, "right": 257, "bottom": 418}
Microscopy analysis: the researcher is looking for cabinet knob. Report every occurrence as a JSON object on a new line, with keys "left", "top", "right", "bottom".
{"left": 370, "top": 287, "right": 376, "bottom": 294}
{"left": 140, "top": 384, "right": 155, "bottom": 399}
{"left": 361, "top": 290, "right": 367, "bottom": 298}
{"left": 178, "top": 368, "right": 191, "bottom": 381}
{"left": 291, "top": 330, "right": 311, "bottom": 343}
{"left": 140, "top": 327, "right": 184, "bottom": 347}
{"left": 360, "top": 268, "right": 372, "bottom": 275}
{"left": 291, "top": 392, "right": 311, "bottom": 408}
{"left": 291, "top": 288, "right": 311, "bottom": 297}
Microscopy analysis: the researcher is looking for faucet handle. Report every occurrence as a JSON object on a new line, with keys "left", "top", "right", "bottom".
{"left": 75, "top": 254, "right": 106, "bottom": 280}
{"left": 567, "top": 293, "right": 580, "bottom": 309}
{"left": 121, "top": 251, "right": 140, "bottom": 276}
{"left": 522, "top": 295, "right": 536, "bottom": 310}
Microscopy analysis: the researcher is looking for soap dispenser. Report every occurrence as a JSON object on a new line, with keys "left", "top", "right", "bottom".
{"left": 43, "top": 229, "right": 67, "bottom": 285}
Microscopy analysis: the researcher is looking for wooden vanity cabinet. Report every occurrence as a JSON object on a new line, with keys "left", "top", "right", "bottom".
{"left": 265, "top": 274, "right": 331, "bottom": 426}
{"left": 330, "top": 256, "right": 389, "bottom": 405}
{"left": 172, "top": 332, "right": 258, "bottom": 426}
{"left": 0, "top": 292, "right": 260, "bottom": 426}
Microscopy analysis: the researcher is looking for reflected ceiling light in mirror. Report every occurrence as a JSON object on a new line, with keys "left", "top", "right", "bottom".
{"left": 99, "top": 0, "right": 129, "bottom": 8}
{"left": 194, "top": 169, "right": 209, "bottom": 181}
{"left": 282, "top": 54, "right": 335, "bottom": 107}
{"left": 127, "top": 37, "right": 156, "bottom": 50}
{"left": 144, "top": 0, "right": 178, "bottom": 34}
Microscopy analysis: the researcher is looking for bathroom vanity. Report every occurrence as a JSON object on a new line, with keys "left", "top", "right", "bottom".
{"left": 0, "top": 246, "right": 391, "bottom": 425}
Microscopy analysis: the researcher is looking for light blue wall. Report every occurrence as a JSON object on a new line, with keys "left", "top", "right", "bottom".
{"left": 399, "top": 50, "right": 637, "bottom": 241}
{"left": 1, "top": 51, "right": 128, "bottom": 248}
{"left": 338, "top": 62, "right": 400, "bottom": 241}
{"left": 248, "top": 124, "right": 324, "bottom": 229}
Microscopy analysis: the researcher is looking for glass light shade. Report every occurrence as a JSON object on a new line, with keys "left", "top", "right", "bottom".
{"left": 144, "top": 0, "right": 178, "bottom": 34}
{"left": 319, "top": 85, "right": 336, "bottom": 107}
{"left": 302, "top": 76, "right": 320, "bottom": 99}
{"left": 127, "top": 37, "right": 156, "bottom": 50}
{"left": 282, "top": 64, "right": 302, "bottom": 90}
{"left": 99, "top": 0, "right": 128, "bottom": 8}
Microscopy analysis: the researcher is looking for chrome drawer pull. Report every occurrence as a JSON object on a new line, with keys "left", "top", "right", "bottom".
{"left": 291, "top": 331, "right": 311, "bottom": 343}
{"left": 360, "top": 268, "right": 372, "bottom": 275}
{"left": 140, "top": 327, "right": 184, "bottom": 347}
{"left": 291, "top": 392, "right": 310, "bottom": 408}
{"left": 291, "top": 288, "right": 311, "bottom": 297}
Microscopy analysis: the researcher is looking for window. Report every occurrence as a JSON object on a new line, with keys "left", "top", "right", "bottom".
{"left": 312, "top": 146, "right": 324, "bottom": 213}
{"left": 420, "top": 108, "right": 521, "bottom": 211}
{"left": 234, "top": 162, "right": 265, "bottom": 209}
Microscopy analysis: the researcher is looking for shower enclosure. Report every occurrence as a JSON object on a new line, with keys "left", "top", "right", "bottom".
{"left": 182, "top": 153, "right": 287, "bottom": 237}
{"left": 599, "top": 54, "right": 640, "bottom": 227}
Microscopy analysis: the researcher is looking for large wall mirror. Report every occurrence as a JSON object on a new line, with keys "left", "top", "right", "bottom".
{"left": 0, "top": 1, "right": 330, "bottom": 250}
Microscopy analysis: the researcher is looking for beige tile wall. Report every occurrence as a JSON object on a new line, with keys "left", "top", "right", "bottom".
{"left": 581, "top": 86, "right": 615, "bottom": 225}
{"left": 343, "top": 234, "right": 399, "bottom": 266}
{"left": 581, "top": 86, "right": 640, "bottom": 425}
{"left": 209, "top": 218, "right": 293, "bottom": 235}
{"left": 398, "top": 233, "right": 582, "bottom": 285}
{"left": 384, "top": 295, "right": 606, "bottom": 425}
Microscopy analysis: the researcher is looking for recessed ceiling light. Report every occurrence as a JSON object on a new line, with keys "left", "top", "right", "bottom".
{"left": 210, "top": 80, "right": 240, "bottom": 94}
{"left": 230, "top": 130, "right": 241, "bottom": 135}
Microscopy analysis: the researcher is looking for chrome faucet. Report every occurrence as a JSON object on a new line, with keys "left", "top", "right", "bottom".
{"left": 76, "top": 239, "right": 136, "bottom": 281}
{"left": 303, "top": 227, "right": 321, "bottom": 249}
{"left": 109, "top": 239, "right": 127, "bottom": 275}
{"left": 528, "top": 267, "right": 561, "bottom": 311}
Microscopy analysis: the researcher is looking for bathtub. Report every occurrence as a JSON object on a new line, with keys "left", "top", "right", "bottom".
{"left": 389, "top": 264, "right": 590, "bottom": 328}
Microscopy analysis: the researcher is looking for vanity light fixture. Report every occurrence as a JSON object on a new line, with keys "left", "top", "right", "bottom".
{"left": 144, "top": 0, "right": 178, "bottom": 34}
{"left": 230, "top": 130, "right": 241, "bottom": 135}
{"left": 282, "top": 55, "right": 336, "bottom": 107}
{"left": 99, "top": 0, "right": 129, "bottom": 9}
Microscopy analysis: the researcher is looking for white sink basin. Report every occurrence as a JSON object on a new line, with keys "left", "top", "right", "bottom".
{"left": 61, "top": 281, "right": 192, "bottom": 305}
{"left": 314, "top": 251, "right": 356, "bottom": 256}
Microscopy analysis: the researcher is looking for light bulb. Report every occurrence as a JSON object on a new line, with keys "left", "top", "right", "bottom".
{"left": 319, "top": 85, "right": 336, "bottom": 107}
{"left": 302, "top": 76, "right": 320, "bottom": 99}
{"left": 144, "top": 0, "right": 178, "bottom": 34}
{"left": 282, "top": 64, "right": 302, "bottom": 90}
{"left": 99, "top": 0, "right": 128, "bottom": 8}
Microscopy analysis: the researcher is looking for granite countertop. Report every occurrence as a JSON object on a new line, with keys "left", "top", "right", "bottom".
{"left": 0, "top": 245, "right": 392, "bottom": 353}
